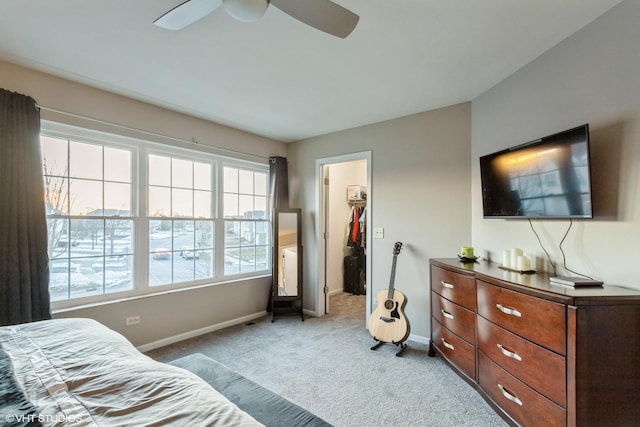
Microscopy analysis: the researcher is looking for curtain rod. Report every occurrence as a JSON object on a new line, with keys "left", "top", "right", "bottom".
{"left": 36, "top": 104, "right": 270, "bottom": 161}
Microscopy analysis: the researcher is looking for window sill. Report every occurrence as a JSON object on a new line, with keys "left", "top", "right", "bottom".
{"left": 51, "top": 273, "right": 271, "bottom": 314}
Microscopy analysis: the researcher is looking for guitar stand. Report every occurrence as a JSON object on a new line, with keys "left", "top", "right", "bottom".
{"left": 370, "top": 338, "right": 408, "bottom": 357}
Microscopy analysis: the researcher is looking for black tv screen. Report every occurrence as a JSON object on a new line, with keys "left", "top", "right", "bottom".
{"left": 480, "top": 124, "right": 593, "bottom": 219}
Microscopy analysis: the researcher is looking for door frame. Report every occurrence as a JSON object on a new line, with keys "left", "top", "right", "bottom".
{"left": 315, "top": 151, "right": 372, "bottom": 322}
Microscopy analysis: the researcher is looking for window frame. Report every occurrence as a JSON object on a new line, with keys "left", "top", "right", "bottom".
{"left": 42, "top": 122, "right": 271, "bottom": 311}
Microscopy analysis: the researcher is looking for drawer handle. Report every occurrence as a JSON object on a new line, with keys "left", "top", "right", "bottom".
{"left": 498, "top": 384, "right": 523, "bottom": 406}
{"left": 497, "top": 344, "right": 522, "bottom": 362}
{"left": 441, "top": 338, "right": 455, "bottom": 351}
{"left": 440, "top": 309, "right": 454, "bottom": 320}
{"left": 496, "top": 303, "right": 522, "bottom": 318}
{"left": 441, "top": 281, "right": 454, "bottom": 289}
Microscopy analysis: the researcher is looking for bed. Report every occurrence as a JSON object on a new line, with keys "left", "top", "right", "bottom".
{"left": 0, "top": 318, "right": 291, "bottom": 426}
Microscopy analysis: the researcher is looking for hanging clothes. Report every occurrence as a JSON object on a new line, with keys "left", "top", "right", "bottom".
{"left": 351, "top": 206, "right": 360, "bottom": 243}
{"left": 359, "top": 206, "right": 367, "bottom": 250}
{"left": 347, "top": 205, "right": 363, "bottom": 248}
{"left": 347, "top": 205, "right": 366, "bottom": 248}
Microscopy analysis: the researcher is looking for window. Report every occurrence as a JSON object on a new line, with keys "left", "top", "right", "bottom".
{"left": 41, "top": 127, "right": 270, "bottom": 307}
{"left": 223, "top": 166, "right": 269, "bottom": 275}
{"left": 148, "top": 154, "right": 215, "bottom": 286}
{"left": 42, "top": 136, "right": 134, "bottom": 302}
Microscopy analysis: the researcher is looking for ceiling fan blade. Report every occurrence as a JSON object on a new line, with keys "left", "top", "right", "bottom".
{"left": 154, "top": 0, "right": 223, "bottom": 30}
{"left": 270, "top": 0, "right": 359, "bottom": 38}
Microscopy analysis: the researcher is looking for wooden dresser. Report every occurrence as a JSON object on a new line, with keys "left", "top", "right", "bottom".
{"left": 429, "top": 258, "right": 640, "bottom": 427}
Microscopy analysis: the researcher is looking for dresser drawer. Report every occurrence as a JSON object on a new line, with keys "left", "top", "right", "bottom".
{"left": 431, "top": 292, "right": 475, "bottom": 344}
{"left": 478, "top": 352, "right": 565, "bottom": 427}
{"left": 477, "top": 280, "right": 566, "bottom": 355}
{"left": 431, "top": 319, "right": 476, "bottom": 380}
{"left": 477, "top": 316, "right": 566, "bottom": 407}
{"left": 431, "top": 265, "right": 476, "bottom": 310}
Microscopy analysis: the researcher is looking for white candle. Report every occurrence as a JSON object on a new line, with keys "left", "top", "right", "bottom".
{"left": 517, "top": 255, "right": 531, "bottom": 271}
{"left": 503, "top": 250, "right": 511, "bottom": 268}
{"left": 511, "top": 248, "right": 523, "bottom": 269}
{"left": 527, "top": 254, "right": 537, "bottom": 271}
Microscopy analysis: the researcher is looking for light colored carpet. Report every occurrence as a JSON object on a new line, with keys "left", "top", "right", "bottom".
{"left": 146, "top": 292, "right": 507, "bottom": 427}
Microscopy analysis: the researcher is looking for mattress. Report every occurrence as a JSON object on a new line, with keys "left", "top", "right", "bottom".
{"left": 0, "top": 318, "right": 263, "bottom": 426}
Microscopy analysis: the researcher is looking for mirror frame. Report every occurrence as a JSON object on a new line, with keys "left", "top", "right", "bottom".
{"left": 272, "top": 208, "right": 303, "bottom": 320}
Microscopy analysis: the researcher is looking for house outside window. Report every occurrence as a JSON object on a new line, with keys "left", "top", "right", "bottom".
{"left": 40, "top": 126, "right": 270, "bottom": 308}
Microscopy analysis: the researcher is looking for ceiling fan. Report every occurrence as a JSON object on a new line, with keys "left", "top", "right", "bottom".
{"left": 154, "top": 0, "right": 359, "bottom": 38}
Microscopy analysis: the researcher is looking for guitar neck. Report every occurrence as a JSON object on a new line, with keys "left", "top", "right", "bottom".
{"left": 387, "top": 254, "right": 398, "bottom": 299}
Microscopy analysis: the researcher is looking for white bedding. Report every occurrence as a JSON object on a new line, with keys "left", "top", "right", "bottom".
{"left": 0, "top": 318, "right": 263, "bottom": 426}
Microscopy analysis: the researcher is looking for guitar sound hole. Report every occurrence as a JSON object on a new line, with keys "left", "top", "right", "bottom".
{"left": 384, "top": 299, "right": 395, "bottom": 310}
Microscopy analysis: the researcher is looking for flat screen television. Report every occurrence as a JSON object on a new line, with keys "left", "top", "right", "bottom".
{"left": 480, "top": 124, "right": 593, "bottom": 219}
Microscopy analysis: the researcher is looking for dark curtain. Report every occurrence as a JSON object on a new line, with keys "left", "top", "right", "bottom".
{"left": 269, "top": 156, "right": 289, "bottom": 211}
{"left": 0, "top": 89, "right": 51, "bottom": 326}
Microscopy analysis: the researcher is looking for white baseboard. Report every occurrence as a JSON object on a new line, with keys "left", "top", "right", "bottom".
{"left": 408, "top": 334, "right": 430, "bottom": 345}
{"left": 136, "top": 311, "right": 267, "bottom": 353}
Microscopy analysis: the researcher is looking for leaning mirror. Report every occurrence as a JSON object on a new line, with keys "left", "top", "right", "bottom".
{"left": 272, "top": 208, "right": 303, "bottom": 321}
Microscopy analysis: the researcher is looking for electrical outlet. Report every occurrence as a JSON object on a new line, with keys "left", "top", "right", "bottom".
{"left": 125, "top": 315, "right": 140, "bottom": 326}
{"left": 374, "top": 227, "right": 384, "bottom": 239}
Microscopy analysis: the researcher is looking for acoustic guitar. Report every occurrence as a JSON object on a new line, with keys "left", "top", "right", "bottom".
{"left": 368, "top": 242, "right": 410, "bottom": 347}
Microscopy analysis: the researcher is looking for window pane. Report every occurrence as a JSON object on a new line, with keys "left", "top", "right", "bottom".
{"left": 239, "top": 195, "right": 253, "bottom": 218}
{"left": 104, "top": 147, "right": 131, "bottom": 182}
{"left": 238, "top": 170, "right": 253, "bottom": 194}
{"left": 224, "top": 193, "right": 239, "bottom": 218}
{"left": 172, "top": 158, "right": 193, "bottom": 189}
{"left": 149, "top": 218, "right": 173, "bottom": 286}
{"left": 148, "top": 218, "right": 214, "bottom": 286}
{"left": 241, "top": 222, "right": 255, "bottom": 245}
{"left": 71, "top": 218, "right": 103, "bottom": 259}
{"left": 105, "top": 219, "right": 133, "bottom": 257}
{"left": 45, "top": 176, "right": 70, "bottom": 215}
{"left": 225, "top": 221, "right": 240, "bottom": 247}
{"left": 194, "top": 162, "right": 211, "bottom": 191}
{"left": 224, "top": 247, "right": 240, "bottom": 275}
{"left": 149, "top": 250, "right": 172, "bottom": 286}
{"left": 149, "top": 154, "right": 170, "bottom": 186}
{"left": 194, "top": 191, "right": 212, "bottom": 218}
{"left": 47, "top": 218, "right": 69, "bottom": 260}
{"left": 224, "top": 167, "right": 238, "bottom": 192}
{"left": 104, "top": 254, "right": 133, "bottom": 293}
{"left": 49, "top": 259, "right": 71, "bottom": 301}
{"left": 104, "top": 182, "right": 131, "bottom": 213}
{"left": 174, "top": 220, "right": 195, "bottom": 253}
{"left": 172, "top": 188, "right": 193, "bottom": 217}
{"left": 149, "top": 186, "right": 171, "bottom": 217}
{"left": 41, "top": 136, "right": 68, "bottom": 177}
{"left": 256, "top": 244, "right": 269, "bottom": 270}
{"left": 240, "top": 247, "right": 257, "bottom": 273}
{"left": 254, "top": 172, "right": 267, "bottom": 196}
{"left": 174, "top": 254, "right": 195, "bottom": 283}
{"left": 196, "top": 221, "right": 214, "bottom": 249}
{"left": 256, "top": 221, "right": 269, "bottom": 246}
{"left": 195, "top": 248, "right": 214, "bottom": 279}
{"left": 70, "top": 179, "right": 102, "bottom": 215}
{"left": 255, "top": 196, "right": 267, "bottom": 218}
{"left": 70, "top": 141, "right": 102, "bottom": 180}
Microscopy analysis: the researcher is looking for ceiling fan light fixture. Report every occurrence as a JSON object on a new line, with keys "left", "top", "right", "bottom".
{"left": 223, "top": 0, "right": 269, "bottom": 22}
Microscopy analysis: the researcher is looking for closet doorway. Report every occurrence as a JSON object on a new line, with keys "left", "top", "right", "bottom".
{"left": 315, "top": 152, "right": 371, "bottom": 325}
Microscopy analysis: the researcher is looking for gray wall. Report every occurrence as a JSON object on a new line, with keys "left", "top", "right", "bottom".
{"left": 1, "top": 60, "right": 287, "bottom": 348}
{"left": 471, "top": 0, "right": 640, "bottom": 289}
{"left": 287, "top": 103, "right": 472, "bottom": 340}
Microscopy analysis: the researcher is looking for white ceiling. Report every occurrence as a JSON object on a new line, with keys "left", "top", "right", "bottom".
{"left": 0, "top": 0, "right": 623, "bottom": 142}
